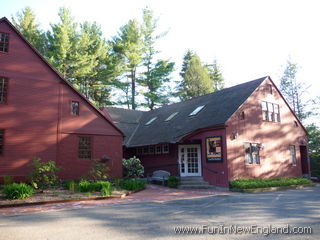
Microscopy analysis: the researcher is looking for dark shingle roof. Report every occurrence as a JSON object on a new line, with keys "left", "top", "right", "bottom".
{"left": 105, "top": 107, "right": 144, "bottom": 145}
{"left": 108, "top": 77, "right": 267, "bottom": 147}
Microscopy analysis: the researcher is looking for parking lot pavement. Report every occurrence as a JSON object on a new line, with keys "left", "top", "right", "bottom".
{"left": 0, "top": 184, "right": 230, "bottom": 216}
{"left": 0, "top": 184, "right": 319, "bottom": 240}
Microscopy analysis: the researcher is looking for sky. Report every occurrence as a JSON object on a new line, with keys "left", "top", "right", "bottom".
{"left": 1, "top": 0, "right": 319, "bottom": 122}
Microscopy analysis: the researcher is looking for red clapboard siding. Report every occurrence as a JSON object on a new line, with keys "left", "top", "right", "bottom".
{"left": 0, "top": 18, "right": 123, "bottom": 181}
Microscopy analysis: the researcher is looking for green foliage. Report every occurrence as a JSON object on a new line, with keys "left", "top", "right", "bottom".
{"left": 122, "top": 157, "right": 144, "bottom": 178}
{"left": 28, "top": 157, "right": 62, "bottom": 190}
{"left": 100, "top": 182, "right": 112, "bottom": 196}
{"left": 88, "top": 158, "right": 110, "bottom": 180}
{"left": 206, "top": 59, "right": 225, "bottom": 91}
{"left": 112, "top": 19, "right": 143, "bottom": 109}
{"left": 13, "top": 7, "right": 175, "bottom": 109}
{"left": 167, "top": 176, "right": 180, "bottom": 188}
{"left": 3, "top": 183, "right": 34, "bottom": 200}
{"left": 78, "top": 180, "right": 112, "bottom": 193}
{"left": 306, "top": 124, "right": 320, "bottom": 155}
{"left": 47, "top": 7, "right": 78, "bottom": 78}
{"left": 12, "top": 7, "right": 47, "bottom": 55}
{"left": 280, "top": 59, "right": 311, "bottom": 121}
{"left": 229, "top": 177, "right": 312, "bottom": 189}
{"left": 138, "top": 7, "right": 175, "bottom": 110}
{"left": 3, "top": 176, "right": 14, "bottom": 185}
{"left": 78, "top": 180, "right": 96, "bottom": 192}
{"left": 67, "top": 180, "right": 77, "bottom": 192}
{"left": 177, "top": 51, "right": 213, "bottom": 100}
{"left": 113, "top": 177, "right": 121, "bottom": 189}
{"left": 139, "top": 59, "right": 175, "bottom": 110}
{"left": 310, "top": 154, "right": 320, "bottom": 179}
{"left": 121, "top": 179, "right": 146, "bottom": 191}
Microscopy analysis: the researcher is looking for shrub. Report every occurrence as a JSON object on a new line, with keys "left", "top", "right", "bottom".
{"left": 121, "top": 179, "right": 146, "bottom": 191}
{"left": 28, "top": 157, "right": 62, "bottom": 189}
{"left": 78, "top": 180, "right": 112, "bottom": 194}
{"left": 3, "top": 183, "right": 34, "bottom": 200}
{"left": 310, "top": 154, "right": 320, "bottom": 179}
{"left": 113, "top": 177, "right": 121, "bottom": 189}
{"left": 167, "top": 176, "right": 180, "bottom": 188}
{"left": 78, "top": 180, "right": 97, "bottom": 192}
{"left": 87, "top": 158, "right": 110, "bottom": 180}
{"left": 3, "top": 176, "right": 14, "bottom": 185}
{"left": 67, "top": 181, "right": 77, "bottom": 192}
{"left": 229, "top": 177, "right": 312, "bottom": 189}
{"left": 100, "top": 182, "right": 112, "bottom": 196}
{"left": 122, "top": 157, "right": 144, "bottom": 179}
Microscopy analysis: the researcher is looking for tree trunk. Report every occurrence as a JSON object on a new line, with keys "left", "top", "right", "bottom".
{"left": 131, "top": 68, "right": 136, "bottom": 110}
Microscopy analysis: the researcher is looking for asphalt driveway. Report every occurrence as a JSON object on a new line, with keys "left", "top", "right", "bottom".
{"left": 0, "top": 185, "right": 319, "bottom": 240}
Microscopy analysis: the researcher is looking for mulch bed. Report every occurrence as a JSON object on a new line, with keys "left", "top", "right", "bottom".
{"left": 0, "top": 188, "right": 128, "bottom": 207}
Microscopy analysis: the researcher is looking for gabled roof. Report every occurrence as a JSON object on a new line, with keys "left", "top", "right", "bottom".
{"left": 108, "top": 77, "right": 267, "bottom": 147}
{"left": 0, "top": 17, "right": 124, "bottom": 136}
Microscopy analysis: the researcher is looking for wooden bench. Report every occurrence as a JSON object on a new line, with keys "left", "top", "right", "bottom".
{"left": 148, "top": 170, "right": 171, "bottom": 185}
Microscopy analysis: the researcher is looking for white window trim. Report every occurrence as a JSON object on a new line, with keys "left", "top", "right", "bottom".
{"left": 162, "top": 144, "right": 169, "bottom": 154}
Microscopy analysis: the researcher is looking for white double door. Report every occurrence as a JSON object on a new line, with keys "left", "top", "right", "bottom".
{"left": 178, "top": 145, "right": 202, "bottom": 177}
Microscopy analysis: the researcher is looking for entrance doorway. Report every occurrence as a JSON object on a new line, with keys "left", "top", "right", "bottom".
{"left": 178, "top": 145, "right": 202, "bottom": 177}
{"left": 300, "top": 145, "right": 309, "bottom": 175}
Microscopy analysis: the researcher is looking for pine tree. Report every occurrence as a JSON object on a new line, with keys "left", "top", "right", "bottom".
{"left": 179, "top": 50, "right": 194, "bottom": 80}
{"left": 206, "top": 59, "right": 225, "bottom": 91}
{"left": 138, "top": 7, "right": 175, "bottom": 110}
{"left": 111, "top": 19, "right": 143, "bottom": 109}
{"left": 12, "top": 7, "right": 47, "bottom": 55}
{"left": 177, "top": 51, "right": 212, "bottom": 100}
{"left": 47, "top": 7, "right": 78, "bottom": 80}
{"left": 280, "top": 59, "right": 310, "bottom": 121}
{"left": 72, "top": 22, "right": 113, "bottom": 106}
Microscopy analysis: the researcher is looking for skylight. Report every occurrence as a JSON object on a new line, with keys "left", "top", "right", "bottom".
{"left": 189, "top": 105, "right": 205, "bottom": 116}
{"left": 145, "top": 117, "right": 157, "bottom": 125}
{"left": 165, "top": 112, "right": 179, "bottom": 121}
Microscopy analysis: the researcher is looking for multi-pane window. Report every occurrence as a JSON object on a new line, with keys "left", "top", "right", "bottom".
{"left": 261, "top": 101, "right": 280, "bottom": 122}
{"left": 0, "top": 77, "right": 8, "bottom": 103}
{"left": 244, "top": 143, "right": 260, "bottom": 164}
{"left": 71, "top": 101, "right": 79, "bottom": 115}
{"left": 0, "top": 33, "right": 9, "bottom": 52}
{"left": 149, "top": 146, "right": 155, "bottom": 154}
{"left": 162, "top": 144, "right": 169, "bottom": 154}
{"left": 143, "top": 147, "right": 149, "bottom": 155}
{"left": 290, "top": 145, "right": 297, "bottom": 166}
{"left": 0, "top": 130, "right": 4, "bottom": 155}
{"left": 137, "top": 144, "right": 169, "bottom": 155}
{"left": 78, "top": 137, "right": 91, "bottom": 159}
{"left": 156, "top": 145, "right": 162, "bottom": 154}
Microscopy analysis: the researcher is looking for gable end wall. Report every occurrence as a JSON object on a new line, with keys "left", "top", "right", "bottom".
{"left": 226, "top": 78, "right": 308, "bottom": 181}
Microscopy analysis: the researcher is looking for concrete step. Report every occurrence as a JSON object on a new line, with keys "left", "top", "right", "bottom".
{"left": 179, "top": 177, "right": 216, "bottom": 189}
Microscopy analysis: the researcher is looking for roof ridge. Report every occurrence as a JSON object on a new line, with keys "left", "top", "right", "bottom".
{"left": 143, "top": 76, "right": 269, "bottom": 114}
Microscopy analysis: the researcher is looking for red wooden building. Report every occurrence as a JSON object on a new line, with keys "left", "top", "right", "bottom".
{"left": 0, "top": 17, "right": 124, "bottom": 181}
{"left": 106, "top": 76, "right": 310, "bottom": 188}
{"left": 0, "top": 17, "right": 310, "bottom": 188}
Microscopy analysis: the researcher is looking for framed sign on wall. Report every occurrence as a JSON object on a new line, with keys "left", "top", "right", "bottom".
{"left": 206, "top": 136, "right": 223, "bottom": 162}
